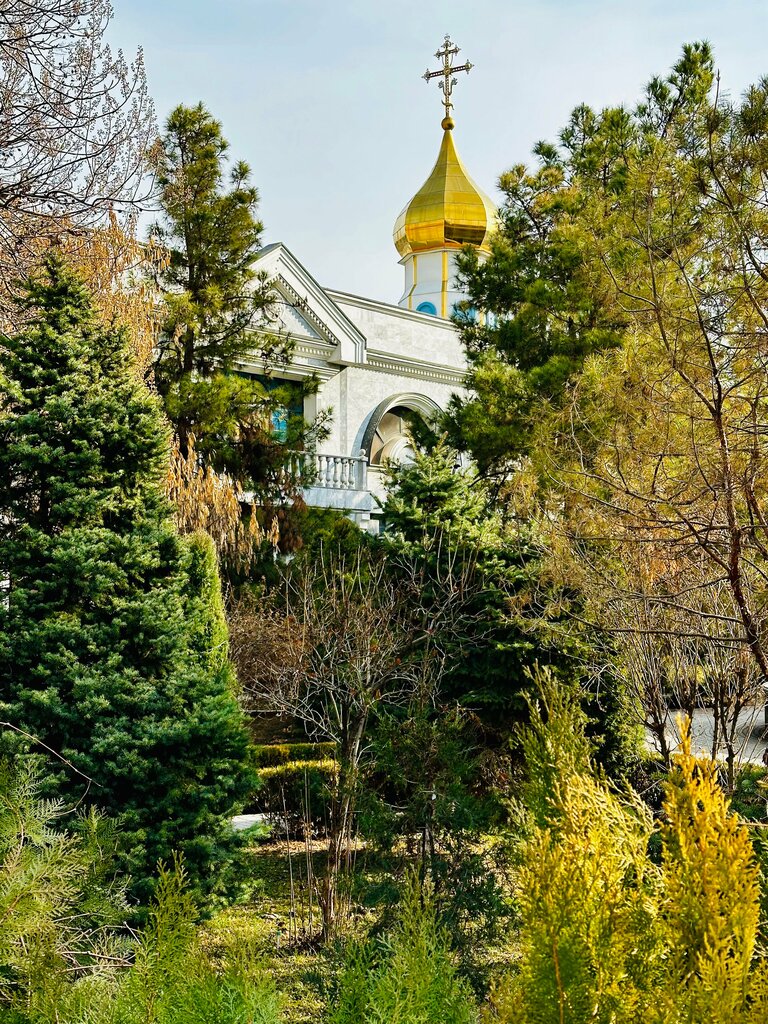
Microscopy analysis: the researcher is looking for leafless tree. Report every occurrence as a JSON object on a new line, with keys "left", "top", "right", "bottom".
{"left": 556, "top": 538, "right": 764, "bottom": 787}
{"left": 0, "top": 0, "right": 155, "bottom": 316}
{"left": 229, "top": 548, "right": 491, "bottom": 940}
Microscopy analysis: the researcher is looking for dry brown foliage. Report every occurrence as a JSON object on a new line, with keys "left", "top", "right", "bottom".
{"left": 167, "top": 434, "right": 278, "bottom": 573}
{"left": 63, "top": 216, "right": 164, "bottom": 378}
{"left": 51, "top": 215, "right": 165, "bottom": 380}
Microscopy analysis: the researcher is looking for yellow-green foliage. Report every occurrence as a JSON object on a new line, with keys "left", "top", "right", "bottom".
{"left": 252, "top": 760, "right": 338, "bottom": 827}
{"left": 493, "top": 681, "right": 768, "bottom": 1024}
{"left": 330, "top": 871, "right": 478, "bottom": 1024}
{"left": 0, "top": 757, "right": 127, "bottom": 1011}
{"left": 257, "top": 759, "right": 337, "bottom": 781}
{"left": 252, "top": 743, "right": 336, "bottom": 768}
{"left": 658, "top": 724, "right": 764, "bottom": 1022}
{"left": 20, "top": 860, "right": 283, "bottom": 1024}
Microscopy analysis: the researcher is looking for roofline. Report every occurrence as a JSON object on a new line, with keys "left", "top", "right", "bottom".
{"left": 254, "top": 241, "right": 367, "bottom": 360}
{"left": 325, "top": 287, "right": 459, "bottom": 330}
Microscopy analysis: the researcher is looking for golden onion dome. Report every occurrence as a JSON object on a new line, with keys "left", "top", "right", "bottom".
{"left": 393, "top": 117, "right": 497, "bottom": 259}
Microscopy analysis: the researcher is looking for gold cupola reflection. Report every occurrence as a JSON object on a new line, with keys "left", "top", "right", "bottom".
{"left": 395, "top": 36, "right": 497, "bottom": 317}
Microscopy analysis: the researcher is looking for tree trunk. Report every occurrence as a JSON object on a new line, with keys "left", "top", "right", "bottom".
{"left": 318, "top": 714, "right": 366, "bottom": 942}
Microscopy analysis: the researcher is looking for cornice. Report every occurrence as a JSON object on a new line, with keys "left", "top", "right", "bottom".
{"left": 326, "top": 288, "right": 459, "bottom": 333}
{"left": 365, "top": 350, "right": 466, "bottom": 385}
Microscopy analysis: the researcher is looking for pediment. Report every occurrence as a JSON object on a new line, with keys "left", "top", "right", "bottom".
{"left": 252, "top": 243, "right": 366, "bottom": 365}
{"left": 270, "top": 279, "right": 326, "bottom": 342}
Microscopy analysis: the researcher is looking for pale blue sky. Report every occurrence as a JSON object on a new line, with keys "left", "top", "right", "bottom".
{"left": 109, "top": 0, "right": 768, "bottom": 303}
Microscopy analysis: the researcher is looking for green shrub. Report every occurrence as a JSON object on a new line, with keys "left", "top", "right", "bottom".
{"left": 0, "top": 757, "right": 126, "bottom": 1014}
{"left": 29, "top": 861, "right": 282, "bottom": 1024}
{"left": 329, "top": 871, "right": 478, "bottom": 1024}
{"left": 249, "top": 759, "right": 337, "bottom": 833}
{"left": 731, "top": 764, "right": 768, "bottom": 822}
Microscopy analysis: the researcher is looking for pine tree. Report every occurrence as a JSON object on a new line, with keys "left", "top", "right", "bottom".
{"left": 0, "top": 255, "right": 255, "bottom": 904}
{"left": 0, "top": 757, "right": 127, "bottom": 1011}
{"left": 150, "top": 103, "right": 322, "bottom": 500}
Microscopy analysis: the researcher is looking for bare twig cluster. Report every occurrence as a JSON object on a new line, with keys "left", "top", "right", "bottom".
{"left": 229, "top": 547, "right": 495, "bottom": 939}
{"left": 0, "top": 0, "right": 155, "bottom": 320}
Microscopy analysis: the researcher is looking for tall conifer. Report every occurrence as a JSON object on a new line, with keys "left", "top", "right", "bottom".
{"left": 150, "top": 103, "right": 323, "bottom": 500}
{"left": 0, "top": 255, "right": 254, "bottom": 904}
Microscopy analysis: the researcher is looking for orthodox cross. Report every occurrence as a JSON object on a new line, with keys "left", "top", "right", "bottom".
{"left": 422, "top": 34, "right": 473, "bottom": 121}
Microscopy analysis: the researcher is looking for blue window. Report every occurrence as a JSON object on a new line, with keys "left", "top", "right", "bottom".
{"left": 452, "top": 303, "right": 478, "bottom": 324}
{"left": 271, "top": 407, "right": 289, "bottom": 440}
{"left": 416, "top": 301, "right": 437, "bottom": 316}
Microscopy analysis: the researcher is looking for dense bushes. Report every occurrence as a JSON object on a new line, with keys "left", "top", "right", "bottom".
{"left": 493, "top": 674, "right": 768, "bottom": 1023}
{"left": 248, "top": 744, "right": 338, "bottom": 833}
{"left": 253, "top": 743, "right": 336, "bottom": 768}
{"left": 0, "top": 757, "right": 281, "bottom": 1024}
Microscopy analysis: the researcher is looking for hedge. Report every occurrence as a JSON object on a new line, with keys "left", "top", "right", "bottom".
{"left": 249, "top": 758, "right": 338, "bottom": 834}
{"left": 252, "top": 742, "right": 336, "bottom": 768}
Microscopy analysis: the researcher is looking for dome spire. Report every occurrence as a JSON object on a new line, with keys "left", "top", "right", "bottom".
{"left": 394, "top": 36, "right": 496, "bottom": 316}
{"left": 422, "top": 34, "right": 474, "bottom": 128}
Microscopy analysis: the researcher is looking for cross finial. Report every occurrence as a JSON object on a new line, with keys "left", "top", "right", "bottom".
{"left": 422, "top": 34, "right": 473, "bottom": 129}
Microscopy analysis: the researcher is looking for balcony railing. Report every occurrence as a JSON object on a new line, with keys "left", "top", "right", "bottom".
{"left": 283, "top": 450, "right": 369, "bottom": 492}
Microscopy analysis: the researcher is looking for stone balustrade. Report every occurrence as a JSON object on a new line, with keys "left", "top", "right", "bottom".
{"left": 283, "top": 450, "right": 369, "bottom": 492}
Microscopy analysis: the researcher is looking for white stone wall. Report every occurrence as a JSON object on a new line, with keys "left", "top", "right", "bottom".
{"left": 318, "top": 364, "right": 462, "bottom": 457}
{"left": 243, "top": 244, "right": 469, "bottom": 512}
{"left": 328, "top": 290, "right": 465, "bottom": 370}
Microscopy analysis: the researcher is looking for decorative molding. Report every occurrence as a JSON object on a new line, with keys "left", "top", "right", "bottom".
{"left": 366, "top": 349, "right": 466, "bottom": 385}
{"left": 234, "top": 356, "right": 338, "bottom": 382}
{"left": 274, "top": 276, "right": 335, "bottom": 345}
{"left": 255, "top": 243, "right": 367, "bottom": 364}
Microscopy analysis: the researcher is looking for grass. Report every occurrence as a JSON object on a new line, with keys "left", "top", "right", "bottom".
{"left": 201, "top": 838, "right": 342, "bottom": 1023}
{"left": 200, "top": 827, "right": 520, "bottom": 1021}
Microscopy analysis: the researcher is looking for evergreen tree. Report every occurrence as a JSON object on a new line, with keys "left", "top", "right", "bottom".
{"left": 379, "top": 441, "right": 640, "bottom": 774}
{"left": 494, "top": 674, "right": 768, "bottom": 1023}
{"left": 446, "top": 46, "right": 718, "bottom": 475}
{"left": 449, "top": 43, "right": 768, "bottom": 755}
{"left": 151, "top": 103, "right": 323, "bottom": 498}
{"left": 329, "top": 872, "right": 478, "bottom": 1024}
{"left": 380, "top": 440, "right": 560, "bottom": 721}
{"left": 446, "top": 154, "right": 625, "bottom": 475}
{"left": 0, "top": 757, "right": 127, "bottom": 1010}
{"left": 0, "top": 256, "right": 255, "bottom": 904}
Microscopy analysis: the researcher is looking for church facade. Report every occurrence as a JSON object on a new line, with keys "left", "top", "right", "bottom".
{"left": 241, "top": 37, "right": 495, "bottom": 526}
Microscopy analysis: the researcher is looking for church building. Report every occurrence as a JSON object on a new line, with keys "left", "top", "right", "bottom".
{"left": 241, "top": 37, "right": 496, "bottom": 526}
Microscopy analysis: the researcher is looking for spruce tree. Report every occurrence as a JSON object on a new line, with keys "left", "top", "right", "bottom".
{"left": 0, "top": 255, "right": 254, "bottom": 904}
{"left": 380, "top": 440, "right": 542, "bottom": 719}
{"left": 380, "top": 442, "right": 640, "bottom": 774}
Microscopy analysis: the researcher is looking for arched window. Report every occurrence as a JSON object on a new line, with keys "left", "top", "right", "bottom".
{"left": 369, "top": 405, "right": 423, "bottom": 466}
{"left": 360, "top": 394, "right": 443, "bottom": 467}
{"left": 416, "top": 301, "right": 437, "bottom": 316}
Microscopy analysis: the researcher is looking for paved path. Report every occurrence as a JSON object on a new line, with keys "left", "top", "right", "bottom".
{"left": 647, "top": 705, "right": 768, "bottom": 765}
{"left": 232, "top": 813, "right": 266, "bottom": 831}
